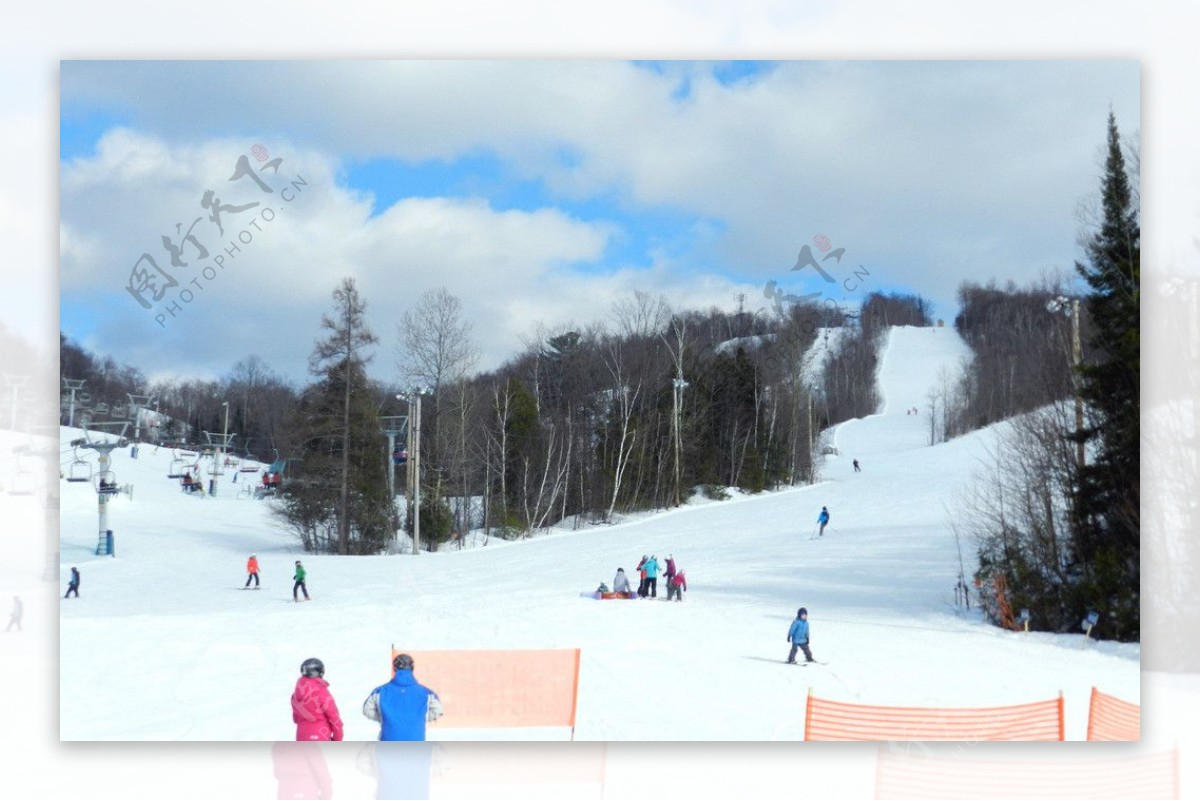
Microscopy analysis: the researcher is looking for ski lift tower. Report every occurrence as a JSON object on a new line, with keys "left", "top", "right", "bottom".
{"left": 379, "top": 415, "right": 409, "bottom": 500}
{"left": 62, "top": 378, "right": 86, "bottom": 428}
{"left": 126, "top": 393, "right": 155, "bottom": 442}
{"left": 202, "top": 429, "right": 237, "bottom": 496}
{"left": 3, "top": 374, "right": 28, "bottom": 431}
{"left": 77, "top": 421, "right": 129, "bottom": 556}
{"left": 397, "top": 389, "right": 428, "bottom": 555}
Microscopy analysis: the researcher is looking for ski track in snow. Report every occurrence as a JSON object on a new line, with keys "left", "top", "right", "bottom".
{"left": 57, "top": 326, "right": 1138, "bottom": 741}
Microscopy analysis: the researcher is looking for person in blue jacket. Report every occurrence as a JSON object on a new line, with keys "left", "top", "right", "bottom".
{"left": 643, "top": 554, "right": 661, "bottom": 598}
{"left": 817, "top": 506, "right": 830, "bottom": 537}
{"left": 786, "top": 607, "right": 814, "bottom": 664}
{"left": 362, "top": 653, "right": 444, "bottom": 741}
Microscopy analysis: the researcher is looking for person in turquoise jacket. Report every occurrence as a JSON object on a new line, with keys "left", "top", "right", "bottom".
{"left": 643, "top": 555, "right": 661, "bottom": 598}
{"left": 786, "top": 607, "right": 814, "bottom": 663}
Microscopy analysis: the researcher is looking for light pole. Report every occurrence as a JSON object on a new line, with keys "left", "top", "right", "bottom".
{"left": 220, "top": 401, "right": 230, "bottom": 477}
{"left": 671, "top": 376, "right": 688, "bottom": 506}
{"left": 399, "top": 389, "right": 426, "bottom": 554}
{"left": 1047, "top": 296, "right": 1085, "bottom": 468}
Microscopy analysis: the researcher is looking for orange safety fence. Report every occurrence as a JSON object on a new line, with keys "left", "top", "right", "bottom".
{"left": 805, "top": 691, "right": 1064, "bottom": 741}
{"left": 390, "top": 648, "right": 581, "bottom": 736}
{"left": 874, "top": 747, "right": 1179, "bottom": 799}
{"left": 1086, "top": 686, "right": 1140, "bottom": 741}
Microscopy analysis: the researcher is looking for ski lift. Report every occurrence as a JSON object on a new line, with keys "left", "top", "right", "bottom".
{"left": 167, "top": 452, "right": 189, "bottom": 479}
{"left": 95, "top": 469, "right": 119, "bottom": 495}
{"left": 8, "top": 451, "right": 37, "bottom": 496}
{"left": 67, "top": 450, "right": 93, "bottom": 483}
{"left": 393, "top": 447, "right": 408, "bottom": 466}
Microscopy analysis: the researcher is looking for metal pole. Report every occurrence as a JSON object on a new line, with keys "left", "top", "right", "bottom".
{"left": 1071, "top": 299, "right": 1084, "bottom": 469}
{"left": 97, "top": 450, "right": 110, "bottom": 548}
{"left": 386, "top": 431, "right": 396, "bottom": 500}
{"left": 413, "top": 393, "right": 422, "bottom": 555}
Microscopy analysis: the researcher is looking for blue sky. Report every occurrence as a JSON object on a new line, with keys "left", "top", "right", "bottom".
{"left": 58, "top": 60, "right": 1139, "bottom": 383}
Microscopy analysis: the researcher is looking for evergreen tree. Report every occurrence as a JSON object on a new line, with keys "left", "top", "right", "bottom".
{"left": 1071, "top": 111, "right": 1140, "bottom": 639}
{"left": 279, "top": 277, "right": 389, "bottom": 555}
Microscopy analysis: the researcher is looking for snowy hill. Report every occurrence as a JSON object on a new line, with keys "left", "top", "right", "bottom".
{"left": 58, "top": 326, "right": 1138, "bottom": 741}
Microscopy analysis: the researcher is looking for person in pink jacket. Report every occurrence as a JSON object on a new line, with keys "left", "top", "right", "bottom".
{"left": 291, "top": 658, "right": 344, "bottom": 741}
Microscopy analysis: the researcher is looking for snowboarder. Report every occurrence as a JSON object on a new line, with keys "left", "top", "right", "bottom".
{"left": 852, "top": 459, "right": 860, "bottom": 473}
{"left": 786, "top": 607, "right": 814, "bottom": 664}
{"left": 5, "top": 596, "right": 21, "bottom": 632}
{"left": 817, "top": 507, "right": 830, "bottom": 537}
{"left": 363, "top": 653, "right": 444, "bottom": 741}
{"left": 245, "top": 553, "right": 260, "bottom": 588}
{"left": 643, "top": 554, "right": 661, "bottom": 598}
{"left": 64, "top": 566, "right": 80, "bottom": 599}
{"left": 667, "top": 569, "right": 687, "bottom": 602}
{"left": 291, "top": 658, "right": 344, "bottom": 741}
{"left": 293, "top": 560, "right": 309, "bottom": 602}
{"left": 613, "top": 568, "right": 632, "bottom": 595}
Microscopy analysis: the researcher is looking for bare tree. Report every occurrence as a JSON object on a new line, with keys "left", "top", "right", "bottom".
{"left": 398, "top": 287, "right": 476, "bottom": 394}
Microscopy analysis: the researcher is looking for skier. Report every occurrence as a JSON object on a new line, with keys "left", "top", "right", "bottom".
{"left": 293, "top": 560, "right": 310, "bottom": 602}
{"left": 667, "top": 569, "right": 687, "bottom": 602}
{"left": 786, "top": 607, "right": 814, "bottom": 664}
{"left": 363, "top": 653, "right": 444, "bottom": 741}
{"left": 5, "top": 596, "right": 21, "bottom": 632}
{"left": 664, "top": 554, "right": 677, "bottom": 586}
{"left": 613, "top": 567, "right": 632, "bottom": 595}
{"left": 636, "top": 555, "right": 649, "bottom": 597}
{"left": 291, "top": 657, "right": 344, "bottom": 741}
{"left": 643, "top": 554, "right": 661, "bottom": 598}
{"left": 64, "top": 566, "right": 80, "bottom": 599}
{"left": 852, "top": 459, "right": 860, "bottom": 473}
{"left": 817, "top": 506, "right": 830, "bottom": 537}
{"left": 245, "top": 553, "right": 260, "bottom": 588}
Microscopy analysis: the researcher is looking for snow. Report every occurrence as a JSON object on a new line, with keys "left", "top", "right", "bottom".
{"left": 58, "top": 325, "right": 1138, "bottom": 741}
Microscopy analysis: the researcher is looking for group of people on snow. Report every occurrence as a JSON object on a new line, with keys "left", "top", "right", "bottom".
{"left": 291, "top": 653, "right": 443, "bottom": 742}
{"left": 625, "top": 554, "right": 687, "bottom": 600}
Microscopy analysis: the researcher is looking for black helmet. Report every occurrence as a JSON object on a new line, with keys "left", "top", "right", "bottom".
{"left": 393, "top": 653, "right": 415, "bottom": 671}
{"left": 798, "top": 607, "right": 808, "bottom": 617}
{"left": 300, "top": 657, "right": 325, "bottom": 678}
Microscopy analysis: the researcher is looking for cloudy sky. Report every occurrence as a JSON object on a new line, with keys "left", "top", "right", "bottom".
{"left": 59, "top": 60, "right": 1139, "bottom": 385}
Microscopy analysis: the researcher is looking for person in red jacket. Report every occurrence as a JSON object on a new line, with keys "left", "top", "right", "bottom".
{"left": 244, "top": 554, "right": 260, "bottom": 588}
{"left": 667, "top": 569, "right": 687, "bottom": 602}
{"left": 292, "top": 658, "right": 344, "bottom": 741}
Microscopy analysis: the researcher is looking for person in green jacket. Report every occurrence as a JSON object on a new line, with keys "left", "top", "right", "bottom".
{"left": 293, "top": 560, "right": 310, "bottom": 602}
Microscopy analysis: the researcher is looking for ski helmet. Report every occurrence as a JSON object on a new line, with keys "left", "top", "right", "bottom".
{"left": 393, "top": 653, "right": 415, "bottom": 671}
{"left": 798, "top": 607, "right": 808, "bottom": 617}
{"left": 300, "top": 657, "right": 325, "bottom": 678}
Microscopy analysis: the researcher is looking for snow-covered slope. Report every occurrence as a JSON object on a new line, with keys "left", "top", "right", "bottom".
{"left": 58, "top": 326, "right": 1138, "bottom": 741}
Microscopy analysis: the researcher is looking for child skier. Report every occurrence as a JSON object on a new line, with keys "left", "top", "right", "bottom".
{"left": 291, "top": 658, "right": 344, "bottom": 741}
{"left": 786, "top": 607, "right": 814, "bottom": 664}
{"left": 817, "top": 507, "right": 830, "bottom": 537}
{"left": 667, "top": 569, "right": 687, "bottom": 602}
{"left": 245, "top": 553, "right": 260, "bottom": 588}
{"left": 293, "top": 560, "right": 309, "bottom": 602}
{"left": 64, "top": 566, "right": 80, "bottom": 599}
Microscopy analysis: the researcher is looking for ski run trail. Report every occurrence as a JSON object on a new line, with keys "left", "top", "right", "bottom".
{"left": 55, "top": 326, "right": 1138, "bottom": 741}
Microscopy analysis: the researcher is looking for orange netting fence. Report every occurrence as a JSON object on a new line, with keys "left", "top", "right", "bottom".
{"left": 875, "top": 748, "right": 1179, "bottom": 799}
{"left": 390, "top": 648, "right": 581, "bottom": 737}
{"left": 805, "top": 691, "right": 1064, "bottom": 741}
{"left": 1086, "top": 686, "right": 1140, "bottom": 741}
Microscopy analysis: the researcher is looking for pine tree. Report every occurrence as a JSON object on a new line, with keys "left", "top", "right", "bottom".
{"left": 1071, "top": 111, "right": 1140, "bottom": 640}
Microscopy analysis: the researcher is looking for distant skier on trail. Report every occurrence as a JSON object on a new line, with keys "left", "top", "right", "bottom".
{"left": 664, "top": 554, "right": 677, "bottom": 586}
{"left": 291, "top": 657, "right": 344, "bottom": 741}
{"left": 64, "top": 566, "right": 80, "bottom": 599}
{"left": 852, "top": 459, "right": 860, "bottom": 473}
{"left": 245, "top": 553, "right": 260, "bottom": 588}
{"left": 786, "top": 607, "right": 814, "bottom": 664}
{"left": 636, "top": 555, "right": 649, "bottom": 597}
{"left": 817, "top": 507, "right": 830, "bottom": 537}
{"left": 5, "top": 596, "right": 21, "bottom": 632}
{"left": 293, "top": 560, "right": 310, "bottom": 602}
{"left": 363, "top": 653, "right": 444, "bottom": 741}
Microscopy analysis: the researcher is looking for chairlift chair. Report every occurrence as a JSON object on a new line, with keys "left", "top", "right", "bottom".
{"left": 67, "top": 452, "right": 93, "bottom": 483}
{"left": 94, "top": 469, "right": 119, "bottom": 495}
{"left": 167, "top": 452, "right": 188, "bottom": 479}
{"left": 8, "top": 469, "right": 36, "bottom": 496}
